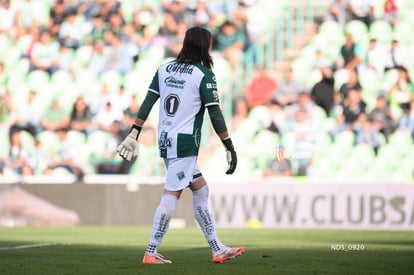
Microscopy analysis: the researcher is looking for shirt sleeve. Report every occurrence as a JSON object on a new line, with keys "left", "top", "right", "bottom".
{"left": 199, "top": 70, "right": 220, "bottom": 108}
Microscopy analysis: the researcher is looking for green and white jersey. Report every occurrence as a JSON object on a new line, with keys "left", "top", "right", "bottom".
{"left": 148, "top": 61, "right": 220, "bottom": 158}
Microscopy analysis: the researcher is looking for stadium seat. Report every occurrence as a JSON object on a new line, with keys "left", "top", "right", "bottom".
{"left": 51, "top": 70, "right": 74, "bottom": 92}
{"left": 393, "top": 21, "right": 414, "bottom": 46}
{"left": 369, "top": 20, "right": 393, "bottom": 45}
{"left": 67, "top": 130, "right": 87, "bottom": 147}
{"left": 74, "top": 45, "right": 93, "bottom": 68}
{"left": 19, "top": 130, "right": 35, "bottom": 150}
{"left": 345, "top": 20, "right": 369, "bottom": 48}
{"left": 27, "top": 70, "right": 50, "bottom": 93}
{"left": 334, "top": 130, "right": 355, "bottom": 150}
{"left": 0, "top": 132, "right": 10, "bottom": 160}
{"left": 100, "top": 70, "right": 122, "bottom": 94}
{"left": 36, "top": 130, "right": 60, "bottom": 154}
{"left": 387, "top": 129, "right": 413, "bottom": 157}
{"left": 334, "top": 69, "right": 350, "bottom": 92}
{"left": 0, "top": 34, "right": 11, "bottom": 61}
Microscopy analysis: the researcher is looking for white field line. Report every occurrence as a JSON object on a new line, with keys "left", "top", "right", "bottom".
{"left": 0, "top": 243, "right": 54, "bottom": 251}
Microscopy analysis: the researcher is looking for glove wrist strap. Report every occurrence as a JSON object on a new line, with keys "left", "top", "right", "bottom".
{"left": 129, "top": 124, "right": 142, "bottom": 140}
{"left": 222, "top": 138, "right": 234, "bottom": 151}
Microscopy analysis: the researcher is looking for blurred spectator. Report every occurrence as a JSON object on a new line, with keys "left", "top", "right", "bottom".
{"left": 104, "top": 32, "right": 133, "bottom": 75}
{"left": 29, "top": 30, "right": 59, "bottom": 75}
{"left": 0, "top": 0, "right": 20, "bottom": 38}
{"left": 55, "top": 42, "right": 75, "bottom": 74}
{"left": 105, "top": 0, "right": 122, "bottom": 21}
{"left": 47, "top": 0, "right": 65, "bottom": 36}
{"left": 364, "top": 38, "right": 387, "bottom": 77}
{"left": 44, "top": 128, "right": 84, "bottom": 180}
{"left": 191, "top": 0, "right": 211, "bottom": 27}
{"left": 69, "top": 96, "right": 94, "bottom": 136}
{"left": 87, "top": 12, "right": 110, "bottom": 45}
{"left": 22, "top": 26, "right": 40, "bottom": 59}
{"left": 368, "top": 95, "right": 395, "bottom": 140}
{"left": 16, "top": 0, "right": 42, "bottom": 36}
{"left": 213, "top": 20, "right": 246, "bottom": 69}
{"left": 266, "top": 100, "right": 286, "bottom": 134}
{"left": 231, "top": 96, "right": 250, "bottom": 131}
{"left": 347, "top": 0, "right": 374, "bottom": 27}
{"left": 122, "top": 94, "right": 140, "bottom": 129}
{"left": 94, "top": 101, "right": 123, "bottom": 132}
{"left": 324, "top": 0, "right": 349, "bottom": 29}
{"left": 90, "top": 84, "right": 111, "bottom": 115}
{"left": 336, "top": 32, "right": 362, "bottom": 72}
{"left": 245, "top": 66, "right": 277, "bottom": 109}
{"left": 127, "top": 9, "right": 156, "bottom": 54}
{"left": 274, "top": 67, "right": 308, "bottom": 107}
{"left": 313, "top": 49, "right": 333, "bottom": 71}
{"left": 389, "top": 66, "right": 414, "bottom": 108}
{"left": 97, "top": 120, "right": 125, "bottom": 174}
{"left": 286, "top": 92, "right": 318, "bottom": 123}
{"left": 0, "top": 91, "right": 14, "bottom": 131}
{"left": 58, "top": 9, "right": 84, "bottom": 50}
{"left": 383, "top": 0, "right": 399, "bottom": 28}
{"left": 9, "top": 90, "right": 43, "bottom": 138}
{"left": 338, "top": 69, "right": 362, "bottom": 100}
{"left": 263, "top": 149, "right": 292, "bottom": 177}
{"left": 332, "top": 88, "right": 367, "bottom": 135}
{"left": 86, "top": 40, "right": 109, "bottom": 77}
{"left": 398, "top": 101, "right": 414, "bottom": 139}
{"left": 110, "top": 85, "right": 131, "bottom": 113}
{"left": 0, "top": 62, "right": 7, "bottom": 86}
{"left": 311, "top": 65, "right": 335, "bottom": 116}
{"left": 40, "top": 97, "right": 70, "bottom": 132}
{"left": 165, "top": 21, "right": 187, "bottom": 58}
{"left": 27, "top": 139, "right": 49, "bottom": 175}
{"left": 5, "top": 131, "right": 31, "bottom": 175}
{"left": 161, "top": 0, "right": 189, "bottom": 36}
{"left": 107, "top": 11, "right": 124, "bottom": 37}
{"left": 233, "top": 0, "right": 264, "bottom": 46}
{"left": 355, "top": 113, "right": 381, "bottom": 154}
{"left": 281, "top": 108, "right": 316, "bottom": 176}
{"left": 384, "top": 39, "right": 407, "bottom": 71}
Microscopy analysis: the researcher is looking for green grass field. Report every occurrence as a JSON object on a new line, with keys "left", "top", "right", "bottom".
{"left": 0, "top": 227, "right": 413, "bottom": 274}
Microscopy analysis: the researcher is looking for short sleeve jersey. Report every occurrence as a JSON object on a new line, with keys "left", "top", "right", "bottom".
{"left": 148, "top": 61, "right": 220, "bottom": 158}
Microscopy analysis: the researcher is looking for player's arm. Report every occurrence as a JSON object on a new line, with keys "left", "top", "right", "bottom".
{"left": 207, "top": 104, "right": 237, "bottom": 175}
{"left": 118, "top": 73, "right": 160, "bottom": 161}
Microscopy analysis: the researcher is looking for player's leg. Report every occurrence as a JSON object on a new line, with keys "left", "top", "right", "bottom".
{"left": 142, "top": 190, "right": 180, "bottom": 264}
{"left": 143, "top": 157, "right": 194, "bottom": 264}
{"left": 190, "top": 170, "right": 245, "bottom": 263}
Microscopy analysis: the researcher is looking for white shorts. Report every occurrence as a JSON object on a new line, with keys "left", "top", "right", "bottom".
{"left": 163, "top": 156, "right": 202, "bottom": 191}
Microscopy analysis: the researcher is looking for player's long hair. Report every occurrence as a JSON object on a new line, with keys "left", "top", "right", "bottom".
{"left": 176, "top": 27, "right": 213, "bottom": 70}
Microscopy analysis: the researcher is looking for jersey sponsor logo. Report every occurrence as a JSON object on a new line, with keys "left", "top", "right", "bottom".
{"left": 164, "top": 76, "right": 186, "bottom": 89}
{"left": 166, "top": 63, "right": 194, "bottom": 74}
{"left": 159, "top": 131, "right": 172, "bottom": 149}
{"left": 212, "top": 90, "right": 219, "bottom": 102}
{"left": 206, "top": 83, "right": 217, "bottom": 89}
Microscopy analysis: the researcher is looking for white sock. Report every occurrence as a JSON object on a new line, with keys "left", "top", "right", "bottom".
{"left": 192, "top": 185, "right": 225, "bottom": 255}
{"left": 146, "top": 194, "right": 178, "bottom": 255}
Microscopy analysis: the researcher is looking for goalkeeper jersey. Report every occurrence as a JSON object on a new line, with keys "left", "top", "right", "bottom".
{"left": 147, "top": 61, "right": 221, "bottom": 158}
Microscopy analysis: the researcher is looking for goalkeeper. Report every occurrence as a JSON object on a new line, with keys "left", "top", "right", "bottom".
{"left": 118, "top": 26, "right": 244, "bottom": 264}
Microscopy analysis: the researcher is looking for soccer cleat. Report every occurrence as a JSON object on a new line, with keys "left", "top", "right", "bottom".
{"left": 142, "top": 252, "right": 172, "bottom": 264}
{"left": 212, "top": 246, "right": 245, "bottom": 263}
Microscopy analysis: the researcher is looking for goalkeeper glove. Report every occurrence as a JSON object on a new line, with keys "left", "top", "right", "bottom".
{"left": 117, "top": 124, "right": 141, "bottom": 161}
{"left": 222, "top": 138, "right": 237, "bottom": 175}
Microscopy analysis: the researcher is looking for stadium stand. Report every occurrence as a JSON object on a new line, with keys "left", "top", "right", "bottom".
{"left": 0, "top": 0, "right": 412, "bottom": 183}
